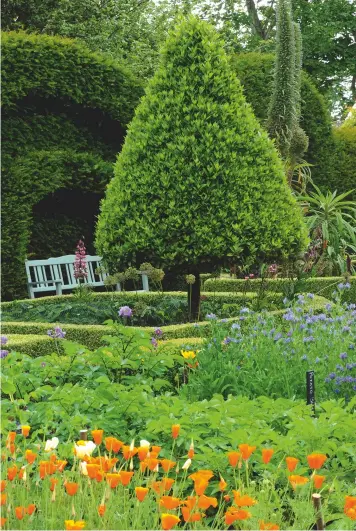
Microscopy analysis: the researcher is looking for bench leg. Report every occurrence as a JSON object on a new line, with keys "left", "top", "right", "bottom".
{"left": 55, "top": 282, "right": 63, "bottom": 296}
{"left": 142, "top": 274, "right": 149, "bottom": 292}
{"left": 28, "top": 284, "right": 35, "bottom": 299}
{"left": 115, "top": 283, "right": 122, "bottom": 292}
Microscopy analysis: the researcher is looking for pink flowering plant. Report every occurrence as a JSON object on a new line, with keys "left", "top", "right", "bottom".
{"left": 74, "top": 240, "right": 88, "bottom": 281}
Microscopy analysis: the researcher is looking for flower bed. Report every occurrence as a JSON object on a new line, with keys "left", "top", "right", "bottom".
{"left": 1, "top": 427, "right": 355, "bottom": 530}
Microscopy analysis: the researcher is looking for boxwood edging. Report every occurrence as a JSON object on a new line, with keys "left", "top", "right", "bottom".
{"left": 2, "top": 294, "right": 329, "bottom": 354}
{"left": 203, "top": 276, "right": 356, "bottom": 302}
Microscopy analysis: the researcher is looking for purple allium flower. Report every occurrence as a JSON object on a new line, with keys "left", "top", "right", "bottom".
{"left": 73, "top": 239, "right": 88, "bottom": 280}
{"left": 342, "top": 326, "right": 351, "bottom": 332}
{"left": 206, "top": 313, "right": 217, "bottom": 320}
{"left": 301, "top": 355, "right": 308, "bottom": 361}
{"left": 231, "top": 323, "right": 240, "bottom": 330}
{"left": 118, "top": 306, "right": 133, "bottom": 318}
{"left": 315, "top": 357, "right": 321, "bottom": 364}
{"left": 325, "top": 377, "right": 331, "bottom": 383}
{"left": 340, "top": 352, "right": 348, "bottom": 360}
{"left": 346, "top": 363, "right": 353, "bottom": 370}
{"left": 1, "top": 336, "right": 8, "bottom": 346}
{"left": 334, "top": 388, "right": 340, "bottom": 394}
{"left": 236, "top": 365, "right": 241, "bottom": 371}
{"left": 47, "top": 327, "right": 66, "bottom": 339}
{"left": 283, "top": 297, "right": 289, "bottom": 306}
{"left": 284, "top": 338, "right": 292, "bottom": 343}
{"left": 274, "top": 332, "right": 283, "bottom": 341}
{"left": 329, "top": 372, "right": 336, "bottom": 380}
{"left": 348, "top": 303, "right": 356, "bottom": 310}
{"left": 0, "top": 350, "right": 9, "bottom": 359}
{"left": 283, "top": 310, "right": 295, "bottom": 322}
{"left": 336, "top": 364, "right": 344, "bottom": 372}
{"left": 223, "top": 337, "right": 232, "bottom": 345}
{"left": 307, "top": 293, "right": 314, "bottom": 299}
{"left": 220, "top": 318, "right": 228, "bottom": 323}
{"left": 303, "top": 336, "right": 315, "bottom": 343}
{"left": 154, "top": 327, "right": 163, "bottom": 337}
{"left": 150, "top": 337, "right": 158, "bottom": 348}
{"left": 349, "top": 344, "right": 355, "bottom": 350}
{"left": 240, "top": 307, "right": 249, "bottom": 314}
{"left": 325, "top": 303, "right": 332, "bottom": 311}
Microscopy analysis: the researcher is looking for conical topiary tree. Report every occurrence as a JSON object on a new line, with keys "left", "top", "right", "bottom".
{"left": 96, "top": 16, "right": 308, "bottom": 315}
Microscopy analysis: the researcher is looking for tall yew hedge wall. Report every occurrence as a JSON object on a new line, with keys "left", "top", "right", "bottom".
{"left": 2, "top": 32, "right": 143, "bottom": 300}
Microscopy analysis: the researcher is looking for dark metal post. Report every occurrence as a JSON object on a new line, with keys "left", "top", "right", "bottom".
{"left": 306, "top": 370, "right": 316, "bottom": 416}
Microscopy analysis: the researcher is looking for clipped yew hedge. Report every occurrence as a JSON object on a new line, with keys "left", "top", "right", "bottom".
{"left": 2, "top": 31, "right": 143, "bottom": 301}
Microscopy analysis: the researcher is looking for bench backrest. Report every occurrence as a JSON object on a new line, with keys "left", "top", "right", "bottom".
{"left": 25, "top": 255, "right": 107, "bottom": 293}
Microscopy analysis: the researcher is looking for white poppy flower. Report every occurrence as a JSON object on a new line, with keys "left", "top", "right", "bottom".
{"left": 74, "top": 440, "right": 96, "bottom": 459}
{"left": 140, "top": 439, "right": 150, "bottom": 449}
{"left": 182, "top": 458, "right": 192, "bottom": 470}
{"left": 45, "top": 437, "right": 59, "bottom": 452}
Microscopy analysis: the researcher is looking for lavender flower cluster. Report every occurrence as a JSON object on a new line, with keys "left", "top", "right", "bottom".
{"left": 47, "top": 327, "right": 66, "bottom": 339}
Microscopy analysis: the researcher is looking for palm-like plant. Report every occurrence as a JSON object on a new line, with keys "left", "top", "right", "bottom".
{"left": 297, "top": 184, "right": 356, "bottom": 274}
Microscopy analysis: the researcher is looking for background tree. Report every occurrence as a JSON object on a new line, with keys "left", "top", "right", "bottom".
{"left": 96, "top": 16, "right": 307, "bottom": 316}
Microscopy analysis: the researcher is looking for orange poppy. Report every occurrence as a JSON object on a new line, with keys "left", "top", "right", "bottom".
{"left": 7, "top": 432, "right": 16, "bottom": 443}
{"left": 96, "top": 470, "right": 104, "bottom": 482}
{"left": 106, "top": 474, "right": 121, "bottom": 488}
{"left": 313, "top": 475, "right": 326, "bottom": 489}
{"left": 161, "top": 514, "right": 180, "bottom": 530}
{"left": 197, "top": 495, "right": 218, "bottom": 510}
{"left": 183, "top": 496, "right": 198, "bottom": 511}
{"left": 146, "top": 457, "right": 160, "bottom": 471}
{"left": 259, "top": 520, "right": 280, "bottom": 530}
{"left": 65, "top": 482, "right": 79, "bottom": 496}
{"left": 64, "top": 520, "right": 85, "bottom": 530}
{"left": 160, "top": 496, "right": 181, "bottom": 510}
{"left": 137, "top": 447, "right": 149, "bottom": 461}
{"left": 56, "top": 460, "right": 67, "bottom": 472}
{"left": 162, "top": 478, "right": 175, "bottom": 492}
{"left": 262, "top": 449, "right": 274, "bottom": 464}
{"left": 224, "top": 495, "right": 231, "bottom": 502}
{"left": 225, "top": 508, "right": 251, "bottom": 524}
{"left": 227, "top": 451, "right": 241, "bottom": 467}
{"left": 135, "top": 486, "right": 149, "bottom": 502}
{"left": 120, "top": 471, "right": 134, "bottom": 486}
{"left": 21, "top": 426, "right": 31, "bottom": 438}
{"left": 101, "top": 457, "right": 118, "bottom": 473}
{"left": 288, "top": 475, "right": 309, "bottom": 489}
{"left": 91, "top": 430, "right": 103, "bottom": 446}
{"left": 171, "top": 424, "right": 180, "bottom": 439}
{"left": 1, "top": 494, "right": 6, "bottom": 506}
{"left": 26, "top": 504, "right": 36, "bottom": 515}
{"left": 344, "top": 496, "right": 356, "bottom": 511}
{"left": 7, "top": 465, "right": 17, "bottom": 481}
{"left": 152, "top": 481, "right": 163, "bottom": 494}
{"left": 122, "top": 445, "right": 137, "bottom": 460}
{"left": 8, "top": 443, "right": 15, "bottom": 455}
{"left": 105, "top": 437, "right": 123, "bottom": 454}
{"left": 345, "top": 508, "right": 356, "bottom": 520}
{"left": 151, "top": 445, "right": 161, "bottom": 455}
{"left": 39, "top": 461, "right": 56, "bottom": 479}
{"left": 49, "top": 454, "right": 57, "bottom": 463}
{"left": 188, "top": 441, "right": 194, "bottom": 459}
{"left": 98, "top": 505, "right": 106, "bottom": 517}
{"left": 239, "top": 444, "right": 256, "bottom": 460}
{"left": 161, "top": 459, "right": 176, "bottom": 473}
{"left": 0, "top": 481, "right": 6, "bottom": 492}
{"left": 18, "top": 468, "right": 25, "bottom": 480}
{"left": 219, "top": 476, "right": 227, "bottom": 491}
{"left": 25, "top": 449, "right": 37, "bottom": 464}
{"left": 189, "top": 470, "right": 214, "bottom": 482}
{"left": 286, "top": 457, "right": 299, "bottom": 472}
{"left": 50, "top": 478, "right": 58, "bottom": 492}
{"left": 307, "top": 453, "right": 327, "bottom": 470}
{"left": 194, "top": 479, "right": 209, "bottom": 496}
{"left": 15, "top": 506, "right": 25, "bottom": 520}
{"left": 0, "top": 518, "right": 6, "bottom": 527}
{"left": 233, "top": 491, "right": 257, "bottom": 507}
{"left": 181, "top": 507, "right": 203, "bottom": 523}
{"left": 86, "top": 464, "right": 100, "bottom": 479}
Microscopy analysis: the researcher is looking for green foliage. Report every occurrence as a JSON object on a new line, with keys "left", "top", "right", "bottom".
{"left": 204, "top": 276, "right": 356, "bottom": 302}
{"left": 96, "top": 16, "right": 307, "bottom": 275}
{"left": 267, "top": 0, "right": 296, "bottom": 158}
{"left": 332, "top": 124, "right": 356, "bottom": 201}
{"left": 1, "top": 31, "right": 143, "bottom": 300}
{"left": 231, "top": 53, "right": 337, "bottom": 192}
{"left": 297, "top": 184, "right": 356, "bottom": 274}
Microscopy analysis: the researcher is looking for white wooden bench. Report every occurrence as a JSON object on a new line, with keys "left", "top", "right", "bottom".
{"left": 25, "top": 255, "right": 149, "bottom": 299}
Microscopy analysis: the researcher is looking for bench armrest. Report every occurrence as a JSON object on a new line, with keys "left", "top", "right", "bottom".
{"left": 27, "top": 280, "right": 62, "bottom": 286}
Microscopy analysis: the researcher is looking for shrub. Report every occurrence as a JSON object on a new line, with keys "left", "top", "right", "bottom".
{"left": 333, "top": 124, "right": 356, "bottom": 200}
{"left": 96, "top": 17, "right": 307, "bottom": 317}
{"left": 1, "top": 31, "right": 143, "bottom": 300}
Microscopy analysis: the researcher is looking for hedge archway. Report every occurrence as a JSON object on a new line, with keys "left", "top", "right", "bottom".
{"left": 2, "top": 31, "right": 143, "bottom": 300}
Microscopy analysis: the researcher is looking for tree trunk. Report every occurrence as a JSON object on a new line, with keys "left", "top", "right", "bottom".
{"left": 245, "top": 0, "right": 266, "bottom": 39}
{"left": 189, "top": 271, "right": 200, "bottom": 320}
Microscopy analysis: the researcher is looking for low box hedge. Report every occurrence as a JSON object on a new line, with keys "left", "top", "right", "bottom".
{"left": 203, "top": 276, "right": 356, "bottom": 302}
{"left": 2, "top": 294, "right": 329, "bottom": 355}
